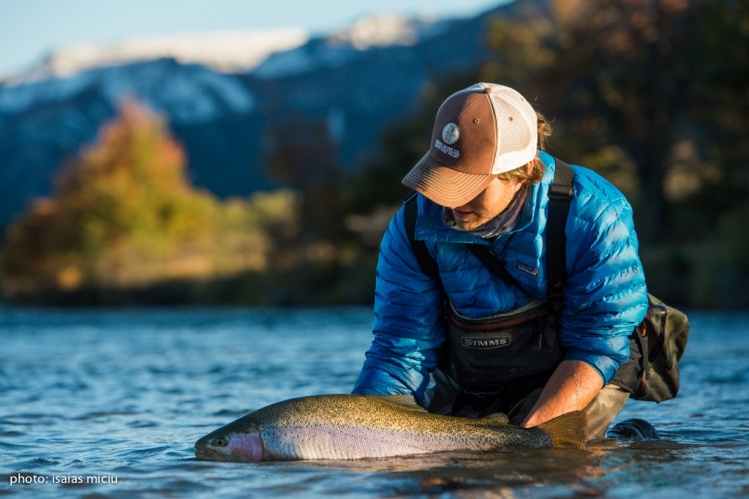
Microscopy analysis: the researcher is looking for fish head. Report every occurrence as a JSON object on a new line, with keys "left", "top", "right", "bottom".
{"left": 195, "top": 419, "right": 264, "bottom": 462}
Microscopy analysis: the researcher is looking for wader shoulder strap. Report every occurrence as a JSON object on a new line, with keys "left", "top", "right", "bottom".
{"left": 403, "top": 192, "right": 439, "bottom": 278}
{"left": 403, "top": 157, "right": 575, "bottom": 297}
{"left": 546, "top": 158, "right": 574, "bottom": 294}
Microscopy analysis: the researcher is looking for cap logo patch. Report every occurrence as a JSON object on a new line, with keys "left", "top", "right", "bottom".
{"left": 442, "top": 123, "right": 460, "bottom": 145}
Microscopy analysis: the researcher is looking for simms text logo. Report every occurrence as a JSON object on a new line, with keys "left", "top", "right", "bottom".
{"left": 461, "top": 336, "right": 511, "bottom": 349}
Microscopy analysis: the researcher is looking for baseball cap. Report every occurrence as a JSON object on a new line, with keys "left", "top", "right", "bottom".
{"left": 402, "top": 83, "right": 538, "bottom": 208}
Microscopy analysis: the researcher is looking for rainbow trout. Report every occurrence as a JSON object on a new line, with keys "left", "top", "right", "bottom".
{"left": 194, "top": 394, "right": 587, "bottom": 461}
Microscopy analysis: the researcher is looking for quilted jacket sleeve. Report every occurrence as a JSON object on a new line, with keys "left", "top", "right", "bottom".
{"left": 351, "top": 206, "right": 445, "bottom": 402}
{"left": 559, "top": 190, "right": 648, "bottom": 384}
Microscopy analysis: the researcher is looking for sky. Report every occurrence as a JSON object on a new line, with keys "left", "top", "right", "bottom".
{"left": 0, "top": 0, "right": 508, "bottom": 78}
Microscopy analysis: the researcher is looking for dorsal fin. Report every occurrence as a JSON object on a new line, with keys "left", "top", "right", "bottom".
{"left": 479, "top": 412, "right": 510, "bottom": 424}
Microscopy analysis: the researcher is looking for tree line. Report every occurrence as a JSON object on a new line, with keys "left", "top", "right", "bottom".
{"left": 1, "top": 0, "right": 747, "bottom": 308}
{"left": 349, "top": 0, "right": 749, "bottom": 309}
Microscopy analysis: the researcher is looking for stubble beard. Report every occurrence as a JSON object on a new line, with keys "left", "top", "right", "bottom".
{"left": 450, "top": 211, "right": 490, "bottom": 232}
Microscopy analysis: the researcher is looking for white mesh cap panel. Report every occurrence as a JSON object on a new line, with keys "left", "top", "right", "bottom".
{"left": 485, "top": 84, "right": 538, "bottom": 174}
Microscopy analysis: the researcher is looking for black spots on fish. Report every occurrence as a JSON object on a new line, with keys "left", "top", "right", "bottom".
{"left": 198, "top": 394, "right": 587, "bottom": 460}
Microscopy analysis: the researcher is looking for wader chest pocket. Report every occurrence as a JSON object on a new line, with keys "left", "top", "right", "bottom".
{"left": 446, "top": 299, "right": 563, "bottom": 391}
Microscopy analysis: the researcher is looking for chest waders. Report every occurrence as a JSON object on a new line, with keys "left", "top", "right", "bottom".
{"left": 403, "top": 159, "right": 574, "bottom": 416}
{"left": 445, "top": 299, "right": 563, "bottom": 400}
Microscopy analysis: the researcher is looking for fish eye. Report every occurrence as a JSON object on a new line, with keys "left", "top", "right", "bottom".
{"left": 212, "top": 437, "right": 228, "bottom": 447}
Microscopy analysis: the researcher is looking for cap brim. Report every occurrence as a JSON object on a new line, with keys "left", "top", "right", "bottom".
{"left": 401, "top": 152, "right": 496, "bottom": 208}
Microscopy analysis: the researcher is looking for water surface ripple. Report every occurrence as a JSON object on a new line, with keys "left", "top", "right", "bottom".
{"left": 0, "top": 307, "right": 747, "bottom": 497}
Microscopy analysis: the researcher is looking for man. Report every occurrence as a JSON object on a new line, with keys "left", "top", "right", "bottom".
{"left": 352, "top": 82, "right": 649, "bottom": 440}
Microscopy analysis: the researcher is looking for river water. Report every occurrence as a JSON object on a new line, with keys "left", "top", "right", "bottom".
{"left": 0, "top": 306, "right": 747, "bottom": 498}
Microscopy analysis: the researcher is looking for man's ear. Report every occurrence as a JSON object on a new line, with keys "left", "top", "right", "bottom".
{"left": 528, "top": 160, "right": 538, "bottom": 180}
{"left": 517, "top": 161, "right": 534, "bottom": 184}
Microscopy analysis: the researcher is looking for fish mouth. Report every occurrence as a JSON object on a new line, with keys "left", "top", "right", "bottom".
{"left": 195, "top": 445, "right": 229, "bottom": 461}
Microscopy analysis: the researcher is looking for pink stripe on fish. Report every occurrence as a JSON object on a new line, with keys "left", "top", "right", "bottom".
{"left": 229, "top": 433, "right": 264, "bottom": 461}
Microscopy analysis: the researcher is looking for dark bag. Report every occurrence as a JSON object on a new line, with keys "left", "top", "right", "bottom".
{"left": 403, "top": 158, "right": 689, "bottom": 403}
{"left": 610, "top": 294, "right": 690, "bottom": 402}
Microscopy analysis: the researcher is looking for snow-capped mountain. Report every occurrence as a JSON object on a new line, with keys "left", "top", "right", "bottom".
{"left": 253, "top": 14, "right": 450, "bottom": 79}
{"left": 0, "top": 59, "right": 255, "bottom": 121}
{"left": 0, "top": 0, "right": 538, "bottom": 228}
{"left": 2, "top": 28, "right": 310, "bottom": 85}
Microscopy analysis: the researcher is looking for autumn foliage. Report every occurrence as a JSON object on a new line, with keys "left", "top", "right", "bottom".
{"left": 0, "top": 101, "right": 295, "bottom": 296}
{"left": 1, "top": 0, "right": 747, "bottom": 308}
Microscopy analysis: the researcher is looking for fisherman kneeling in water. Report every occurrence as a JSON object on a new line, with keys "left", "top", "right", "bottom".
{"left": 352, "top": 83, "right": 649, "bottom": 441}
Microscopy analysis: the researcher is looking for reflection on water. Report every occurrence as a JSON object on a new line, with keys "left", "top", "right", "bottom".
{"left": 0, "top": 307, "right": 747, "bottom": 497}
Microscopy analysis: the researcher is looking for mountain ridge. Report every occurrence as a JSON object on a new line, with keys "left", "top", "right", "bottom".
{"left": 0, "top": 1, "right": 537, "bottom": 228}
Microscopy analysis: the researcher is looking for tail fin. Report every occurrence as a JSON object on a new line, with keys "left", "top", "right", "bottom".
{"left": 537, "top": 410, "right": 588, "bottom": 449}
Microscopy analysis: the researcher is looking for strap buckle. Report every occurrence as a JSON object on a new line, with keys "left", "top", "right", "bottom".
{"left": 549, "top": 184, "right": 574, "bottom": 199}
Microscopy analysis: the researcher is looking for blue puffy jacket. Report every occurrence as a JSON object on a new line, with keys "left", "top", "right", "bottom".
{"left": 353, "top": 152, "right": 649, "bottom": 404}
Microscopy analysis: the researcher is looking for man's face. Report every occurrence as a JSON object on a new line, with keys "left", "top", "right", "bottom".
{"left": 449, "top": 176, "right": 524, "bottom": 231}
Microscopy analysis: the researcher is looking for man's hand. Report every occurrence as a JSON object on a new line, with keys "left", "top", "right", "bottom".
{"left": 521, "top": 360, "right": 603, "bottom": 428}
